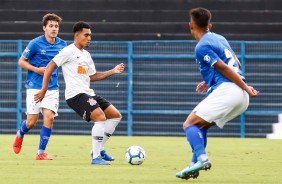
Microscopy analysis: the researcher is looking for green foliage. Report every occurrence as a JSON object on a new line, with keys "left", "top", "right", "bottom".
{"left": 0, "top": 135, "right": 282, "bottom": 184}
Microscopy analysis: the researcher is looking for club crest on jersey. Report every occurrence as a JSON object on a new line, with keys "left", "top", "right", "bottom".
{"left": 28, "top": 81, "right": 33, "bottom": 87}
{"left": 87, "top": 98, "right": 97, "bottom": 106}
{"left": 203, "top": 54, "right": 211, "bottom": 63}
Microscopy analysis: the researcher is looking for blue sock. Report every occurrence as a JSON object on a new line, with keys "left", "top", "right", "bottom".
{"left": 18, "top": 120, "right": 29, "bottom": 138}
{"left": 200, "top": 128, "right": 207, "bottom": 148}
{"left": 191, "top": 129, "right": 207, "bottom": 164}
{"left": 38, "top": 126, "right": 52, "bottom": 154}
{"left": 185, "top": 125, "right": 206, "bottom": 160}
{"left": 190, "top": 153, "right": 197, "bottom": 166}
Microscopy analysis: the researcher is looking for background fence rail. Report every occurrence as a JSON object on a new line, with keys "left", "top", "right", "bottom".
{"left": 0, "top": 40, "right": 281, "bottom": 137}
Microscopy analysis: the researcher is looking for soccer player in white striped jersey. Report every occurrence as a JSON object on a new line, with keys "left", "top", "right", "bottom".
{"left": 35, "top": 21, "right": 124, "bottom": 165}
{"left": 176, "top": 8, "right": 259, "bottom": 180}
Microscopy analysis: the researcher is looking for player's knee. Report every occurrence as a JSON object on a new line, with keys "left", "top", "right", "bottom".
{"left": 91, "top": 112, "right": 107, "bottom": 122}
{"left": 26, "top": 121, "right": 37, "bottom": 129}
{"left": 107, "top": 111, "right": 122, "bottom": 119}
{"left": 43, "top": 115, "right": 55, "bottom": 127}
{"left": 182, "top": 121, "right": 199, "bottom": 129}
{"left": 182, "top": 122, "right": 190, "bottom": 129}
{"left": 113, "top": 116, "right": 122, "bottom": 123}
{"left": 116, "top": 113, "right": 122, "bottom": 119}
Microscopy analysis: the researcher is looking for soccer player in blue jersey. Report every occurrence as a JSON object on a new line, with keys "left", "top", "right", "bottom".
{"left": 13, "top": 13, "right": 67, "bottom": 160}
{"left": 176, "top": 8, "right": 259, "bottom": 179}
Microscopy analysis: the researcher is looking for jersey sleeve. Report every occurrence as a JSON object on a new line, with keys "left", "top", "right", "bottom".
{"left": 52, "top": 47, "right": 71, "bottom": 67}
{"left": 22, "top": 40, "right": 37, "bottom": 59}
{"left": 87, "top": 52, "right": 96, "bottom": 76}
{"left": 196, "top": 44, "right": 220, "bottom": 67}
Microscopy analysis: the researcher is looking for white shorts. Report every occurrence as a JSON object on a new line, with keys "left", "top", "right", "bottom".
{"left": 193, "top": 82, "right": 249, "bottom": 128}
{"left": 26, "top": 89, "right": 59, "bottom": 116}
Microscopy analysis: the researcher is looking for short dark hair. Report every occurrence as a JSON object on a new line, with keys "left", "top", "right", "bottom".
{"left": 189, "top": 8, "right": 212, "bottom": 28}
{"left": 42, "top": 13, "right": 62, "bottom": 27}
{"left": 73, "top": 21, "right": 91, "bottom": 33}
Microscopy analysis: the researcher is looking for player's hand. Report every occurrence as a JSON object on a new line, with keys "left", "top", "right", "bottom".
{"left": 246, "top": 86, "right": 259, "bottom": 97}
{"left": 113, "top": 63, "right": 125, "bottom": 74}
{"left": 34, "top": 89, "right": 47, "bottom": 103}
{"left": 36, "top": 67, "right": 46, "bottom": 76}
{"left": 196, "top": 81, "right": 208, "bottom": 94}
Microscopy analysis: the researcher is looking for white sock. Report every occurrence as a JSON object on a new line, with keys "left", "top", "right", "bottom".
{"left": 197, "top": 154, "right": 208, "bottom": 162}
{"left": 91, "top": 122, "right": 105, "bottom": 159}
{"left": 189, "top": 162, "right": 196, "bottom": 167}
{"left": 100, "top": 118, "right": 121, "bottom": 151}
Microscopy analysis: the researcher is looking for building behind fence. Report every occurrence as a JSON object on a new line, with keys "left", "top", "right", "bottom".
{"left": 0, "top": 40, "right": 281, "bottom": 138}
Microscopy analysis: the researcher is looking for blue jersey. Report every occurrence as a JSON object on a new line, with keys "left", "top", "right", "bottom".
{"left": 195, "top": 32, "right": 245, "bottom": 96}
{"left": 22, "top": 35, "right": 67, "bottom": 90}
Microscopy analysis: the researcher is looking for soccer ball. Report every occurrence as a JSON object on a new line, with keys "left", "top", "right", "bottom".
{"left": 125, "top": 145, "right": 146, "bottom": 165}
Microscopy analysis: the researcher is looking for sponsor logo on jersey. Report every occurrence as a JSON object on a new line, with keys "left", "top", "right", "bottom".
{"left": 77, "top": 63, "right": 89, "bottom": 74}
{"left": 41, "top": 50, "right": 46, "bottom": 54}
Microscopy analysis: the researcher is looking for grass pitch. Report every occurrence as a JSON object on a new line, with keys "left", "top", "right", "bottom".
{"left": 0, "top": 135, "right": 281, "bottom": 184}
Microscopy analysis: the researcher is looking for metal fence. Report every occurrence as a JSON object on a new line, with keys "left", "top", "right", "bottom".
{"left": 0, "top": 40, "right": 282, "bottom": 137}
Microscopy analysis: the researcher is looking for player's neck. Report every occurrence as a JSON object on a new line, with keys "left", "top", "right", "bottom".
{"left": 195, "top": 30, "right": 209, "bottom": 41}
{"left": 74, "top": 42, "right": 84, "bottom": 50}
{"left": 44, "top": 35, "right": 56, "bottom": 44}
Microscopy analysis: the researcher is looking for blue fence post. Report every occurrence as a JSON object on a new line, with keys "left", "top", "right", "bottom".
{"left": 16, "top": 40, "right": 22, "bottom": 130}
{"left": 127, "top": 42, "right": 133, "bottom": 136}
{"left": 240, "top": 41, "right": 246, "bottom": 138}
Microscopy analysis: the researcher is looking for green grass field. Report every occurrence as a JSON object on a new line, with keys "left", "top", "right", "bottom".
{"left": 0, "top": 135, "right": 281, "bottom": 184}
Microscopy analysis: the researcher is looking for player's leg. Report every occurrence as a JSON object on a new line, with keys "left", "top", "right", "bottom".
{"left": 13, "top": 89, "right": 40, "bottom": 154}
{"left": 89, "top": 107, "right": 109, "bottom": 165}
{"left": 100, "top": 104, "right": 122, "bottom": 161}
{"left": 35, "top": 89, "right": 59, "bottom": 160}
{"left": 189, "top": 127, "right": 207, "bottom": 167}
{"left": 182, "top": 83, "right": 235, "bottom": 170}
{"left": 35, "top": 108, "right": 55, "bottom": 160}
{"left": 177, "top": 83, "right": 249, "bottom": 179}
{"left": 93, "top": 95, "right": 122, "bottom": 161}
{"left": 185, "top": 114, "right": 209, "bottom": 162}
{"left": 66, "top": 93, "right": 109, "bottom": 165}
{"left": 176, "top": 113, "right": 212, "bottom": 179}
{"left": 199, "top": 127, "right": 212, "bottom": 170}
{"left": 13, "top": 114, "right": 39, "bottom": 154}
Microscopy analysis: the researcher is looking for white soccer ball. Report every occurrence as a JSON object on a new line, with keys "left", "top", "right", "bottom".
{"left": 125, "top": 145, "right": 146, "bottom": 165}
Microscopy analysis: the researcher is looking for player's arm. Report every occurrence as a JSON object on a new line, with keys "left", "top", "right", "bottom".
{"left": 213, "top": 60, "right": 259, "bottom": 97}
{"left": 196, "top": 81, "right": 208, "bottom": 94}
{"left": 234, "top": 55, "right": 242, "bottom": 68}
{"left": 90, "top": 63, "right": 124, "bottom": 82}
{"left": 34, "top": 61, "right": 58, "bottom": 102}
{"left": 18, "top": 56, "right": 46, "bottom": 75}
